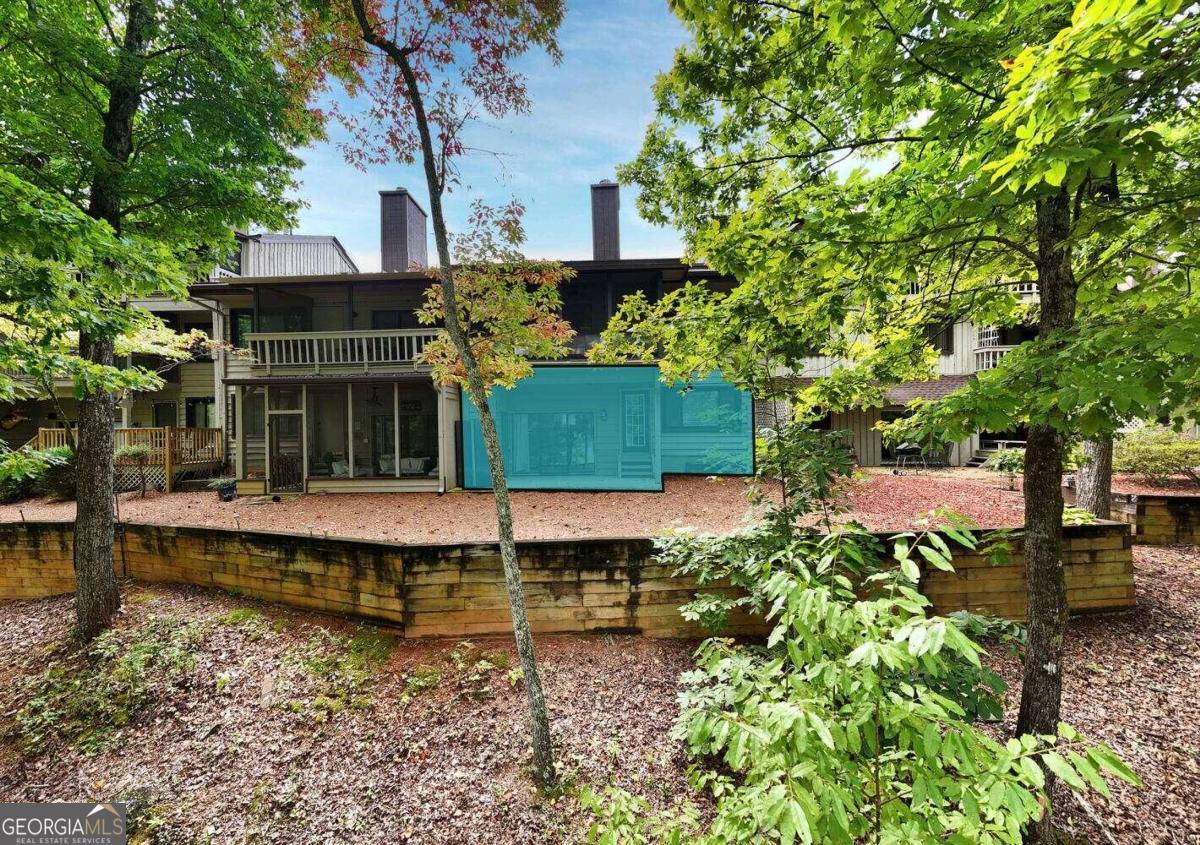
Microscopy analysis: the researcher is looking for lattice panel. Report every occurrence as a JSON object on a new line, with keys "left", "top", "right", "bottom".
{"left": 114, "top": 465, "right": 166, "bottom": 494}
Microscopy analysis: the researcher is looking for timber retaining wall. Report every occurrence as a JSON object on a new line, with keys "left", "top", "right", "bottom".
{"left": 0, "top": 521, "right": 1136, "bottom": 637}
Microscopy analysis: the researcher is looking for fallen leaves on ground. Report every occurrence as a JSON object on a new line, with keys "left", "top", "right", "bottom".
{"left": 0, "top": 545, "right": 1197, "bottom": 843}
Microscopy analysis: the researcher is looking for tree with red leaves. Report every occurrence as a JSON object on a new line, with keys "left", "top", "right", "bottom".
{"left": 292, "top": 0, "right": 568, "bottom": 788}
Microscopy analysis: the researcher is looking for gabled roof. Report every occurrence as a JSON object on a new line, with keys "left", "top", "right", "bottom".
{"left": 884, "top": 375, "right": 974, "bottom": 404}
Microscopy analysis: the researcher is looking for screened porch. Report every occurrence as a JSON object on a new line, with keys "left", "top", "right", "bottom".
{"left": 231, "top": 376, "right": 457, "bottom": 494}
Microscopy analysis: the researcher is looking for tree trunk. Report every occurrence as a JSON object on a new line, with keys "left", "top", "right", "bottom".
{"left": 1018, "top": 187, "right": 1078, "bottom": 844}
{"left": 73, "top": 334, "right": 121, "bottom": 640}
{"left": 423, "top": 156, "right": 557, "bottom": 789}
{"left": 349, "top": 20, "right": 556, "bottom": 786}
{"left": 1074, "top": 435, "right": 1112, "bottom": 520}
{"left": 73, "top": 0, "right": 155, "bottom": 640}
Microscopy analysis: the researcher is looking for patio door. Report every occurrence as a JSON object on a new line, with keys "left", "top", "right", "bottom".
{"left": 268, "top": 414, "right": 303, "bottom": 492}
{"left": 622, "top": 392, "right": 650, "bottom": 452}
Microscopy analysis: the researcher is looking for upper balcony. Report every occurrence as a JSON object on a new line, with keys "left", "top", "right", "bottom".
{"left": 245, "top": 329, "right": 441, "bottom": 374}
{"left": 973, "top": 345, "right": 1017, "bottom": 371}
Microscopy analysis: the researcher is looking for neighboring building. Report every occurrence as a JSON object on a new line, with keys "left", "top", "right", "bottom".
{"left": 792, "top": 295, "right": 1041, "bottom": 467}
{"left": 0, "top": 231, "right": 357, "bottom": 451}
{"left": 3, "top": 177, "right": 1029, "bottom": 488}
{"left": 193, "top": 185, "right": 753, "bottom": 494}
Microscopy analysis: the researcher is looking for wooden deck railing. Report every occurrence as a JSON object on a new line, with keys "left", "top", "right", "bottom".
{"left": 32, "top": 426, "right": 224, "bottom": 492}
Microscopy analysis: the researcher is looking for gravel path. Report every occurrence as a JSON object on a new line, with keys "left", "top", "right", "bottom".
{"left": 0, "top": 471, "right": 1028, "bottom": 541}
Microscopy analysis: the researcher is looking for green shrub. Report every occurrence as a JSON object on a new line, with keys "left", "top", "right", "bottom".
{"left": 983, "top": 447, "right": 1025, "bottom": 474}
{"left": 1113, "top": 427, "right": 1200, "bottom": 485}
{"left": 0, "top": 446, "right": 73, "bottom": 503}
{"left": 16, "top": 615, "right": 203, "bottom": 753}
{"left": 582, "top": 429, "right": 1136, "bottom": 844}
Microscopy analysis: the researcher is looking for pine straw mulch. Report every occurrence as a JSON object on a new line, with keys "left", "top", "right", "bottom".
{"left": 0, "top": 545, "right": 1196, "bottom": 844}
{"left": 0, "top": 471, "right": 1028, "bottom": 542}
{"left": 991, "top": 545, "right": 1200, "bottom": 845}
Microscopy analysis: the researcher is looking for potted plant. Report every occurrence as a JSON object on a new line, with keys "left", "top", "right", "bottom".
{"left": 207, "top": 476, "right": 238, "bottom": 502}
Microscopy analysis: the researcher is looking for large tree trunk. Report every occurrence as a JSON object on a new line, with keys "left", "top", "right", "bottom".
{"left": 1018, "top": 187, "right": 1078, "bottom": 844}
{"left": 351, "top": 23, "right": 556, "bottom": 787}
{"left": 72, "top": 335, "right": 120, "bottom": 640}
{"left": 74, "top": 0, "right": 155, "bottom": 640}
{"left": 1074, "top": 435, "right": 1112, "bottom": 520}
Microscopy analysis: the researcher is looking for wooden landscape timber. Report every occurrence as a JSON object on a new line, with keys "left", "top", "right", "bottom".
{"left": 0, "top": 521, "right": 1135, "bottom": 638}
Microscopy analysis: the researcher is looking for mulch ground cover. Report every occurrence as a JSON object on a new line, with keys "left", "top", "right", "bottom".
{"left": 0, "top": 471, "right": 1028, "bottom": 542}
{"left": 0, "top": 544, "right": 1196, "bottom": 843}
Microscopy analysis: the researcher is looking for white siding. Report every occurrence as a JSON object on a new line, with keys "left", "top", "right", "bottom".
{"left": 831, "top": 408, "right": 883, "bottom": 467}
{"left": 240, "top": 237, "right": 356, "bottom": 276}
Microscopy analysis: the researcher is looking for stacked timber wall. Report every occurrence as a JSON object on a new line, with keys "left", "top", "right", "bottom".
{"left": 0, "top": 521, "right": 1135, "bottom": 637}
{"left": 1110, "top": 493, "right": 1200, "bottom": 546}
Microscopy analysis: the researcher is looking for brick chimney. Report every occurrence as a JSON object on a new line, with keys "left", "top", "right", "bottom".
{"left": 590, "top": 180, "right": 620, "bottom": 261}
{"left": 380, "top": 188, "right": 429, "bottom": 271}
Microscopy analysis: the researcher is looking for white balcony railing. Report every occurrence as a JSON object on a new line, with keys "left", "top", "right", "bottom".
{"left": 246, "top": 329, "right": 440, "bottom": 373}
{"left": 974, "top": 345, "right": 1017, "bottom": 371}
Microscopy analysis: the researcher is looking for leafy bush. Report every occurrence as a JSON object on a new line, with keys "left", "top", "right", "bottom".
{"left": 584, "top": 524, "right": 1137, "bottom": 844}
{"left": 0, "top": 446, "right": 73, "bottom": 503}
{"left": 36, "top": 446, "right": 77, "bottom": 501}
{"left": 1113, "top": 427, "right": 1200, "bottom": 485}
{"left": 983, "top": 447, "right": 1025, "bottom": 475}
{"left": 583, "top": 426, "right": 1136, "bottom": 844}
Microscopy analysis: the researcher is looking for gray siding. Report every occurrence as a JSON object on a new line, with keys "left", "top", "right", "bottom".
{"left": 240, "top": 236, "right": 357, "bottom": 276}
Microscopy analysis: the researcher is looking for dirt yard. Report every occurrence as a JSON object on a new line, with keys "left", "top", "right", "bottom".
{"left": 0, "top": 544, "right": 1195, "bottom": 843}
{"left": 0, "top": 470, "right": 1029, "bottom": 542}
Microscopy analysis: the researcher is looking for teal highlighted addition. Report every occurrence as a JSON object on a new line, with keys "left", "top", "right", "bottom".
{"left": 461, "top": 366, "right": 753, "bottom": 491}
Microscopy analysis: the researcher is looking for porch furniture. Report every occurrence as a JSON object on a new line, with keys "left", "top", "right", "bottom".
{"left": 399, "top": 456, "right": 432, "bottom": 475}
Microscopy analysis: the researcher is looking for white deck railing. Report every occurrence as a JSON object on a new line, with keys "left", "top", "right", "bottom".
{"left": 974, "top": 345, "right": 1017, "bottom": 371}
{"left": 246, "top": 329, "right": 440, "bottom": 373}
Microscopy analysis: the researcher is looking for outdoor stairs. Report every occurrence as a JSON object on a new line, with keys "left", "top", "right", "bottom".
{"left": 966, "top": 449, "right": 996, "bottom": 468}
{"left": 967, "top": 444, "right": 1026, "bottom": 468}
{"left": 618, "top": 456, "right": 655, "bottom": 479}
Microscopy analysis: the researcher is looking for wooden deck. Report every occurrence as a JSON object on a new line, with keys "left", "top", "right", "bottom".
{"left": 33, "top": 426, "right": 224, "bottom": 492}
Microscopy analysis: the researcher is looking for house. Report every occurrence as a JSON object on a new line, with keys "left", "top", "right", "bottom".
{"left": 793, "top": 295, "right": 1040, "bottom": 467}
{"left": 189, "top": 183, "right": 755, "bottom": 494}
{"left": 0, "top": 232, "right": 358, "bottom": 455}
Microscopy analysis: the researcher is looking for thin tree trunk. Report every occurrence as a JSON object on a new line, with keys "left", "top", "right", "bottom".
{"left": 1075, "top": 435, "right": 1112, "bottom": 520}
{"left": 73, "top": 0, "right": 155, "bottom": 640}
{"left": 416, "top": 108, "right": 557, "bottom": 789}
{"left": 1018, "top": 186, "right": 1078, "bottom": 844}
{"left": 345, "top": 3, "right": 556, "bottom": 787}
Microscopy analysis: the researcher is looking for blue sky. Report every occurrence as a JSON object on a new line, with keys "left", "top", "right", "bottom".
{"left": 290, "top": 0, "right": 688, "bottom": 272}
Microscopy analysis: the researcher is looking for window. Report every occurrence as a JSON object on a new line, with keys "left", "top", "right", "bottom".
{"left": 152, "top": 401, "right": 177, "bottom": 427}
{"left": 527, "top": 413, "right": 595, "bottom": 474}
{"left": 622, "top": 393, "right": 648, "bottom": 449}
{"left": 663, "top": 388, "right": 744, "bottom": 432}
{"left": 257, "top": 306, "right": 309, "bottom": 333}
{"left": 186, "top": 397, "right": 216, "bottom": 428}
{"left": 371, "top": 309, "right": 421, "bottom": 330}
{"left": 924, "top": 321, "right": 955, "bottom": 355}
{"left": 229, "top": 309, "right": 253, "bottom": 347}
